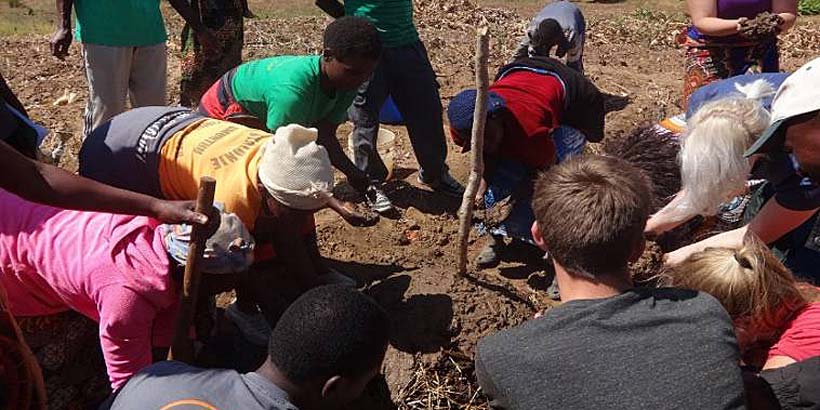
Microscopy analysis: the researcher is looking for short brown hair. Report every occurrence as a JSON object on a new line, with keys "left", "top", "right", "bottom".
{"left": 532, "top": 155, "right": 651, "bottom": 277}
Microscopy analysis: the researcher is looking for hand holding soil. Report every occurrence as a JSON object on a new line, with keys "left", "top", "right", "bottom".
{"left": 738, "top": 12, "right": 784, "bottom": 41}
{"left": 339, "top": 201, "right": 379, "bottom": 227}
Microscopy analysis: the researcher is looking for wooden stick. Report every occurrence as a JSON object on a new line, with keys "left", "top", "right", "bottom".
{"left": 167, "top": 176, "right": 216, "bottom": 362}
{"left": 457, "top": 26, "right": 490, "bottom": 276}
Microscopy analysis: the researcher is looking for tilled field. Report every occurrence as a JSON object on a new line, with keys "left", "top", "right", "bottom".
{"left": 2, "top": 1, "right": 820, "bottom": 408}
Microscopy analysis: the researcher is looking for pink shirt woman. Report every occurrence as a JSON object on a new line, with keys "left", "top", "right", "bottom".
{"left": 0, "top": 189, "right": 178, "bottom": 389}
{"left": 0, "top": 189, "right": 253, "bottom": 390}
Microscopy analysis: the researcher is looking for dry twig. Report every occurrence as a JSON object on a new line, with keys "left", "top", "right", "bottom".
{"left": 457, "top": 26, "right": 490, "bottom": 276}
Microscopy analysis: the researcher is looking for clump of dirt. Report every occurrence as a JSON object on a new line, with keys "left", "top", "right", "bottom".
{"left": 738, "top": 12, "right": 784, "bottom": 41}
{"left": 630, "top": 241, "right": 665, "bottom": 283}
{"left": 603, "top": 124, "right": 681, "bottom": 212}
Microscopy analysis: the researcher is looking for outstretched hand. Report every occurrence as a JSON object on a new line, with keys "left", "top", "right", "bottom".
{"left": 152, "top": 199, "right": 209, "bottom": 225}
{"left": 339, "top": 201, "right": 379, "bottom": 227}
{"left": 737, "top": 12, "right": 784, "bottom": 41}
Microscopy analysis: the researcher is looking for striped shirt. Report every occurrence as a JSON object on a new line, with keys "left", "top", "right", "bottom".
{"left": 345, "top": 0, "right": 419, "bottom": 47}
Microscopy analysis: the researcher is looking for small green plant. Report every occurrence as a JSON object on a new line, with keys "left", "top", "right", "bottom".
{"left": 799, "top": 0, "right": 820, "bottom": 15}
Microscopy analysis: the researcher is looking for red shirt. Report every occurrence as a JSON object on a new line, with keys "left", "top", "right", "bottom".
{"left": 768, "top": 302, "right": 820, "bottom": 362}
{"left": 489, "top": 70, "right": 564, "bottom": 169}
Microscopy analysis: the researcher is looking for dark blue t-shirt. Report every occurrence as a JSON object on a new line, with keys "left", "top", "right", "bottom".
{"left": 754, "top": 153, "right": 820, "bottom": 211}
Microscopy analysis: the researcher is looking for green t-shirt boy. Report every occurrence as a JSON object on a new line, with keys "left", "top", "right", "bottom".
{"left": 230, "top": 56, "right": 357, "bottom": 132}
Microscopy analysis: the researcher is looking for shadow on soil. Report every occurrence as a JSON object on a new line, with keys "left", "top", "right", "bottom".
{"left": 366, "top": 275, "right": 455, "bottom": 354}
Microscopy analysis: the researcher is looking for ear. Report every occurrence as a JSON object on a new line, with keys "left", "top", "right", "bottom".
{"left": 627, "top": 238, "right": 646, "bottom": 263}
{"left": 321, "top": 375, "right": 343, "bottom": 399}
{"left": 531, "top": 221, "right": 548, "bottom": 251}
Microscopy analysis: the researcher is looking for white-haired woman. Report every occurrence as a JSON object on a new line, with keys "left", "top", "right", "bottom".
{"left": 647, "top": 78, "right": 776, "bottom": 234}
{"left": 653, "top": 64, "right": 820, "bottom": 282}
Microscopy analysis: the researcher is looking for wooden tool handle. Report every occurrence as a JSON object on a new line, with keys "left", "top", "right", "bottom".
{"left": 168, "top": 176, "right": 216, "bottom": 362}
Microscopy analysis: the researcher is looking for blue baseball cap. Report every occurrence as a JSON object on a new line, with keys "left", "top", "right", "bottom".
{"left": 447, "top": 89, "right": 506, "bottom": 151}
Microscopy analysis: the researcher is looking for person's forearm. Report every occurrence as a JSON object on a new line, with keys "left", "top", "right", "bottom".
{"left": 692, "top": 16, "right": 741, "bottom": 36}
{"left": 317, "top": 124, "right": 368, "bottom": 191}
{"left": 31, "top": 162, "right": 169, "bottom": 217}
{"left": 666, "top": 225, "right": 748, "bottom": 265}
{"left": 167, "top": 0, "right": 208, "bottom": 33}
{"left": 315, "top": 0, "right": 345, "bottom": 18}
{"left": 56, "top": 0, "right": 73, "bottom": 28}
{"left": 1, "top": 143, "right": 164, "bottom": 217}
{"left": 645, "top": 190, "right": 695, "bottom": 236}
{"left": 773, "top": 0, "right": 799, "bottom": 33}
{"left": 327, "top": 197, "right": 347, "bottom": 215}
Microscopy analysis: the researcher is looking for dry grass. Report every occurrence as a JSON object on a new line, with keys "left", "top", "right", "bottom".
{"left": 0, "top": 0, "right": 53, "bottom": 36}
{"left": 396, "top": 352, "right": 489, "bottom": 410}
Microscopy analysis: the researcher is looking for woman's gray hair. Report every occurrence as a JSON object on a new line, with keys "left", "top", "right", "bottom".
{"left": 673, "top": 79, "right": 775, "bottom": 218}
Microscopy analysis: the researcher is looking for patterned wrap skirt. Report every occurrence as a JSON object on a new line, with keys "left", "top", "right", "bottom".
{"left": 179, "top": 0, "right": 245, "bottom": 107}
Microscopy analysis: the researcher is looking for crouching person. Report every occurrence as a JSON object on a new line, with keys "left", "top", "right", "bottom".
{"left": 0, "top": 189, "right": 254, "bottom": 391}
{"left": 447, "top": 56, "right": 604, "bottom": 271}
{"left": 79, "top": 108, "right": 347, "bottom": 345}
{"left": 198, "top": 16, "right": 387, "bottom": 211}
{"left": 102, "top": 285, "right": 389, "bottom": 410}
{"left": 474, "top": 156, "right": 746, "bottom": 410}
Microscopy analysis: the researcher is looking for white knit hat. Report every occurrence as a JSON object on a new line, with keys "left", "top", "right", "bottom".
{"left": 258, "top": 124, "right": 334, "bottom": 210}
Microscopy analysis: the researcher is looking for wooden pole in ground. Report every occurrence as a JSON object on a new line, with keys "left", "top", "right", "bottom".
{"left": 167, "top": 176, "right": 216, "bottom": 362}
{"left": 458, "top": 26, "right": 490, "bottom": 276}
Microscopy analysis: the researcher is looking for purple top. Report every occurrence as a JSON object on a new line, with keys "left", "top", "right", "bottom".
{"left": 688, "top": 0, "right": 773, "bottom": 40}
{"left": 717, "top": 0, "right": 772, "bottom": 18}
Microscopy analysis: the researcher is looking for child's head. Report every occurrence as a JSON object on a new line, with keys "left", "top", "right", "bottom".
{"left": 257, "top": 124, "right": 334, "bottom": 216}
{"left": 531, "top": 155, "right": 651, "bottom": 278}
{"left": 529, "top": 18, "right": 570, "bottom": 56}
{"left": 662, "top": 235, "right": 808, "bottom": 346}
{"left": 322, "top": 16, "right": 382, "bottom": 90}
{"left": 676, "top": 81, "right": 774, "bottom": 219}
{"left": 267, "top": 285, "right": 390, "bottom": 409}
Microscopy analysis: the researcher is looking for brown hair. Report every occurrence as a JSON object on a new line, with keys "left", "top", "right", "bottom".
{"left": 662, "top": 235, "right": 812, "bottom": 343}
{"left": 532, "top": 155, "right": 651, "bottom": 278}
